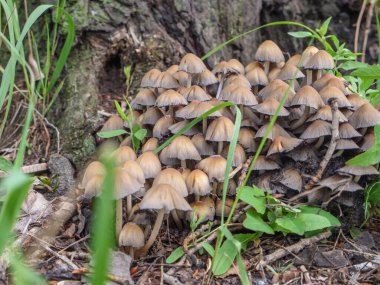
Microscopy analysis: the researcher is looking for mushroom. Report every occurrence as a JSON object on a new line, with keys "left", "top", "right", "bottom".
{"left": 187, "top": 201, "right": 215, "bottom": 223}
{"left": 245, "top": 61, "right": 261, "bottom": 73}
{"left": 224, "top": 74, "right": 251, "bottom": 89}
{"left": 178, "top": 53, "right": 207, "bottom": 87}
{"left": 119, "top": 222, "right": 144, "bottom": 258}
{"left": 153, "top": 115, "right": 175, "bottom": 139}
{"left": 238, "top": 128, "right": 257, "bottom": 152}
{"left": 228, "top": 59, "right": 245, "bottom": 74}
{"left": 252, "top": 97, "right": 289, "bottom": 118}
{"left": 307, "top": 105, "right": 348, "bottom": 123}
{"left": 168, "top": 120, "right": 202, "bottom": 136}
{"left": 137, "top": 184, "right": 191, "bottom": 256}
{"left": 361, "top": 131, "right": 375, "bottom": 151}
{"left": 166, "top": 64, "right": 179, "bottom": 74}
{"left": 325, "top": 77, "right": 349, "bottom": 95}
{"left": 219, "top": 85, "right": 258, "bottom": 116}
{"left": 348, "top": 103, "right": 380, "bottom": 134}
{"left": 252, "top": 155, "right": 280, "bottom": 172}
{"left": 156, "top": 89, "right": 188, "bottom": 116}
{"left": 212, "top": 61, "right": 240, "bottom": 98}
{"left": 142, "top": 137, "right": 159, "bottom": 153}
{"left": 156, "top": 71, "right": 180, "bottom": 89}
{"left": 337, "top": 165, "right": 379, "bottom": 182}
{"left": 131, "top": 89, "right": 156, "bottom": 111}
{"left": 276, "top": 168, "right": 303, "bottom": 192}
{"left": 319, "top": 86, "right": 351, "bottom": 108}
{"left": 303, "top": 50, "right": 334, "bottom": 82}
{"left": 246, "top": 66, "right": 269, "bottom": 93}
{"left": 338, "top": 123, "right": 362, "bottom": 139}
{"left": 255, "top": 40, "right": 285, "bottom": 75}
{"left": 192, "top": 69, "right": 218, "bottom": 90}
{"left": 347, "top": 93, "right": 367, "bottom": 110}
{"left": 165, "top": 135, "right": 201, "bottom": 168}
{"left": 178, "top": 85, "right": 212, "bottom": 102}
{"left": 83, "top": 175, "right": 104, "bottom": 199}
{"left": 298, "top": 46, "right": 319, "bottom": 84}
{"left": 153, "top": 168, "right": 188, "bottom": 198}
{"left": 255, "top": 123, "right": 290, "bottom": 140}
{"left": 276, "top": 63, "right": 305, "bottom": 82}
{"left": 80, "top": 161, "right": 106, "bottom": 189}
{"left": 221, "top": 143, "right": 246, "bottom": 167}
{"left": 215, "top": 198, "right": 235, "bottom": 217}
{"left": 312, "top": 73, "right": 337, "bottom": 91}
{"left": 196, "top": 155, "right": 227, "bottom": 197}
{"left": 191, "top": 134, "right": 215, "bottom": 156}
{"left": 258, "top": 79, "right": 296, "bottom": 107}
{"left": 159, "top": 147, "right": 180, "bottom": 166}
{"left": 136, "top": 151, "right": 162, "bottom": 182}
{"left": 141, "top": 107, "right": 164, "bottom": 126}
{"left": 141, "top": 69, "right": 161, "bottom": 88}
{"left": 267, "top": 136, "right": 303, "bottom": 156}
{"left": 111, "top": 146, "right": 137, "bottom": 166}
{"left": 173, "top": 71, "right": 189, "bottom": 87}
{"left": 205, "top": 116, "right": 235, "bottom": 154}
{"left": 186, "top": 169, "right": 212, "bottom": 201}
{"left": 100, "top": 115, "right": 124, "bottom": 133}
{"left": 286, "top": 54, "right": 302, "bottom": 66}
{"left": 300, "top": 120, "right": 332, "bottom": 149}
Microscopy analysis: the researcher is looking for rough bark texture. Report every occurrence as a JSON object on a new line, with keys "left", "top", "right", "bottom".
{"left": 54, "top": 0, "right": 376, "bottom": 169}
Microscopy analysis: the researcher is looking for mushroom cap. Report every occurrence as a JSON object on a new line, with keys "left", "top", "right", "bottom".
{"left": 192, "top": 69, "right": 218, "bottom": 86}
{"left": 153, "top": 168, "right": 188, "bottom": 197}
{"left": 300, "top": 120, "right": 332, "bottom": 139}
{"left": 338, "top": 123, "right": 362, "bottom": 139}
{"left": 187, "top": 201, "right": 215, "bottom": 222}
{"left": 142, "top": 137, "right": 159, "bottom": 153}
{"left": 179, "top": 53, "right": 206, "bottom": 74}
{"left": 253, "top": 155, "right": 280, "bottom": 171}
{"left": 173, "top": 71, "right": 189, "bottom": 86}
{"left": 318, "top": 174, "right": 349, "bottom": 190}
{"left": 285, "top": 146, "right": 318, "bottom": 162}
{"left": 169, "top": 120, "right": 202, "bottom": 136}
{"left": 303, "top": 50, "right": 334, "bottom": 70}
{"left": 245, "top": 61, "right": 262, "bottom": 73}
{"left": 337, "top": 165, "right": 379, "bottom": 176}
{"left": 325, "top": 77, "right": 348, "bottom": 95}
{"left": 255, "top": 123, "right": 290, "bottom": 140}
{"left": 278, "top": 168, "right": 303, "bottom": 192}
{"left": 246, "top": 66, "right": 269, "bottom": 87}
{"left": 277, "top": 63, "right": 305, "bottom": 81}
{"left": 238, "top": 128, "right": 257, "bottom": 152}
{"left": 347, "top": 93, "right": 367, "bottom": 110}
{"left": 212, "top": 61, "right": 240, "bottom": 75}
{"left": 156, "top": 90, "right": 188, "bottom": 107}
{"left": 319, "top": 86, "right": 351, "bottom": 108}
{"left": 175, "top": 101, "right": 221, "bottom": 119}
{"left": 335, "top": 139, "right": 359, "bottom": 150}
{"left": 159, "top": 147, "right": 180, "bottom": 166}
{"left": 153, "top": 115, "right": 175, "bottom": 139}
{"left": 114, "top": 167, "right": 144, "bottom": 199}
{"left": 196, "top": 155, "right": 227, "bottom": 182}
{"left": 349, "top": 103, "right": 380, "bottom": 129}
{"left": 122, "top": 160, "right": 145, "bottom": 185}
{"left": 112, "top": 146, "right": 137, "bottom": 166}
{"left": 268, "top": 67, "right": 282, "bottom": 82}
{"left": 221, "top": 143, "right": 247, "bottom": 167}
{"left": 140, "top": 184, "right": 192, "bottom": 213}
{"left": 312, "top": 73, "right": 337, "bottom": 91}
{"left": 100, "top": 115, "right": 124, "bottom": 132}
{"left": 228, "top": 59, "right": 245, "bottom": 74}
{"left": 307, "top": 105, "right": 348, "bottom": 123}
{"left": 80, "top": 161, "right": 106, "bottom": 189}
{"left": 255, "top": 40, "right": 285, "bottom": 63}
{"left": 136, "top": 151, "right": 162, "bottom": 179}
{"left": 191, "top": 133, "right": 215, "bottom": 156}
{"left": 186, "top": 169, "right": 211, "bottom": 196}
{"left": 252, "top": 97, "right": 289, "bottom": 116}
{"left": 205, "top": 116, "right": 235, "bottom": 142}
{"left": 299, "top": 46, "right": 319, "bottom": 68}
{"left": 178, "top": 86, "right": 212, "bottom": 102}
{"left": 209, "top": 98, "right": 235, "bottom": 120}
{"left": 83, "top": 175, "right": 104, "bottom": 199}
{"left": 336, "top": 180, "right": 363, "bottom": 192}
{"left": 361, "top": 132, "right": 375, "bottom": 151}
{"left": 131, "top": 89, "right": 156, "bottom": 108}
{"left": 215, "top": 198, "right": 234, "bottom": 217}
{"left": 219, "top": 85, "right": 258, "bottom": 106}
{"left": 179, "top": 168, "right": 191, "bottom": 181}
{"left": 165, "top": 135, "right": 201, "bottom": 161}
{"left": 166, "top": 64, "right": 179, "bottom": 74}
{"left": 291, "top": 86, "right": 324, "bottom": 109}
{"left": 141, "top": 107, "right": 164, "bottom": 125}
{"left": 119, "top": 222, "right": 145, "bottom": 248}
{"left": 267, "top": 136, "right": 303, "bottom": 156}
{"left": 224, "top": 74, "right": 251, "bottom": 89}
{"left": 286, "top": 54, "right": 302, "bottom": 66}
{"left": 258, "top": 79, "right": 295, "bottom": 107}
{"left": 141, "top": 69, "right": 161, "bottom": 88}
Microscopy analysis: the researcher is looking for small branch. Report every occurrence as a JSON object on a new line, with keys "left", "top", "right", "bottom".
{"left": 304, "top": 99, "right": 339, "bottom": 191}
{"left": 354, "top": 0, "right": 367, "bottom": 54}
{"left": 0, "top": 163, "right": 48, "bottom": 177}
{"left": 361, "top": 0, "right": 376, "bottom": 62}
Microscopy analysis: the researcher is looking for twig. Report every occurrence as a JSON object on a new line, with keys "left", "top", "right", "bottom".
{"left": 163, "top": 273, "right": 182, "bottom": 285}
{"left": 0, "top": 163, "right": 48, "bottom": 177}
{"left": 304, "top": 99, "right": 339, "bottom": 191}
{"left": 72, "top": 268, "right": 127, "bottom": 285}
{"left": 354, "top": 0, "right": 368, "bottom": 54}
{"left": 238, "top": 156, "right": 253, "bottom": 187}
{"left": 33, "top": 107, "right": 61, "bottom": 153}
{"left": 254, "top": 230, "right": 331, "bottom": 269}
{"left": 361, "top": 0, "right": 376, "bottom": 62}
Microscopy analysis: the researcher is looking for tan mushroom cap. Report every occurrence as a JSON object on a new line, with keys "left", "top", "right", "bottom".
{"left": 136, "top": 151, "right": 162, "bottom": 179}
{"left": 112, "top": 146, "right": 137, "bottom": 166}
{"left": 178, "top": 86, "right": 212, "bottom": 102}
{"left": 179, "top": 53, "right": 206, "bottom": 74}
{"left": 246, "top": 66, "right": 269, "bottom": 87}
{"left": 224, "top": 74, "right": 251, "bottom": 89}
{"left": 339, "top": 123, "right": 362, "bottom": 139}
{"left": 176, "top": 101, "right": 221, "bottom": 119}
{"left": 141, "top": 107, "right": 164, "bottom": 125}
{"left": 337, "top": 165, "right": 379, "bottom": 176}
{"left": 122, "top": 160, "right": 145, "bottom": 185}
{"left": 192, "top": 134, "right": 215, "bottom": 156}
{"left": 347, "top": 93, "right": 367, "bottom": 110}
{"left": 141, "top": 68, "right": 161, "bottom": 88}
{"left": 299, "top": 46, "right": 319, "bottom": 67}
{"left": 277, "top": 63, "right": 305, "bottom": 81}
{"left": 153, "top": 115, "right": 175, "bottom": 139}
{"left": 166, "top": 64, "right": 179, "bottom": 74}
{"left": 255, "top": 40, "right": 285, "bottom": 63}
{"left": 219, "top": 85, "right": 258, "bottom": 106}
{"left": 303, "top": 50, "right": 334, "bottom": 70}
{"left": 216, "top": 198, "right": 234, "bottom": 217}
{"left": 238, "top": 128, "right": 257, "bottom": 152}
{"left": 209, "top": 98, "right": 235, "bottom": 120}
{"left": 165, "top": 135, "right": 201, "bottom": 161}
{"left": 278, "top": 168, "right": 303, "bottom": 192}
{"left": 153, "top": 168, "right": 188, "bottom": 197}
{"left": 267, "top": 136, "right": 303, "bottom": 156}
{"left": 192, "top": 69, "right": 218, "bottom": 86}
{"left": 100, "top": 115, "right": 124, "bottom": 132}
{"left": 286, "top": 54, "right": 302, "bottom": 66}
{"left": 253, "top": 155, "right": 280, "bottom": 171}
{"left": 221, "top": 143, "right": 247, "bottom": 167}
{"left": 291, "top": 86, "right": 324, "bottom": 109}
{"left": 114, "top": 167, "right": 144, "bottom": 199}
{"left": 187, "top": 201, "right": 215, "bottom": 222}
{"left": 268, "top": 67, "right": 282, "bottom": 81}
{"left": 336, "top": 139, "right": 359, "bottom": 150}
{"left": 156, "top": 90, "right": 188, "bottom": 107}
{"left": 361, "top": 132, "right": 374, "bottom": 151}
{"left": 317, "top": 174, "right": 349, "bottom": 190}
{"left": 319, "top": 86, "right": 351, "bottom": 108}
{"left": 307, "top": 105, "right": 348, "bottom": 123}
{"left": 159, "top": 147, "right": 179, "bottom": 166}
{"left": 119, "top": 222, "right": 145, "bottom": 248}
{"left": 173, "top": 71, "right": 189, "bottom": 86}
{"left": 206, "top": 116, "right": 235, "bottom": 142}
{"left": 245, "top": 61, "right": 262, "bottom": 73}
{"left": 169, "top": 120, "right": 201, "bottom": 136}
{"left": 142, "top": 137, "right": 159, "bottom": 153}
{"left": 196, "top": 155, "right": 227, "bottom": 182}
{"left": 300, "top": 120, "right": 332, "bottom": 139}
{"left": 80, "top": 161, "right": 106, "bottom": 189}
{"left": 325, "top": 77, "right": 348, "bottom": 95}
{"left": 131, "top": 89, "right": 156, "bottom": 109}
{"left": 186, "top": 169, "right": 211, "bottom": 196}
{"left": 213, "top": 61, "right": 240, "bottom": 75}
{"left": 140, "top": 184, "right": 192, "bottom": 213}
{"left": 179, "top": 168, "right": 191, "bottom": 181}
{"left": 228, "top": 59, "right": 245, "bottom": 74}
{"left": 252, "top": 97, "right": 289, "bottom": 116}
{"left": 258, "top": 79, "right": 296, "bottom": 107}
{"left": 83, "top": 175, "right": 104, "bottom": 199}
{"left": 255, "top": 123, "right": 290, "bottom": 140}
{"left": 349, "top": 103, "right": 380, "bottom": 129}
{"left": 312, "top": 73, "right": 337, "bottom": 91}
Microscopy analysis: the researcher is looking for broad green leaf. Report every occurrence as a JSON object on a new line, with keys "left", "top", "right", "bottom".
{"left": 220, "top": 225, "right": 241, "bottom": 252}
{"left": 202, "top": 243, "right": 215, "bottom": 257}
{"left": 318, "top": 17, "right": 331, "bottom": 36}
{"left": 97, "top": 129, "right": 128, "bottom": 138}
{"left": 288, "top": 31, "right": 313, "bottom": 38}
{"left": 351, "top": 65, "right": 380, "bottom": 79}
{"left": 236, "top": 253, "right": 250, "bottom": 285}
{"left": 238, "top": 186, "right": 266, "bottom": 214}
{"left": 234, "top": 233, "right": 261, "bottom": 251}
{"left": 114, "top": 100, "right": 129, "bottom": 123}
{"left": 347, "top": 126, "right": 380, "bottom": 166}
{"left": 166, "top": 247, "right": 185, "bottom": 263}
{"left": 0, "top": 156, "right": 13, "bottom": 172}
{"left": 366, "top": 181, "right": 380, "bottom": 206}
{"left": 298, "top": 206, "right": 340, "bottom": 227}
{"left": 349, "top": 227, "right": 362, "bottom": 240}
{"left": 339, "top": 61, "right": 368, "bottom": 71}
{"left": 212, "top": 239, "right": 238, "bottom": 276}
{"left": 296, "top": 213, "right": 331, "bottom": 232}
{"left": 134, "top": 128, "right": 147, "bottom": 141}
{"left": 243, "top": 210, "right": 274, "bottom": 234}
{"left": 275, "top": 216, "right": 304, "bottom": 235}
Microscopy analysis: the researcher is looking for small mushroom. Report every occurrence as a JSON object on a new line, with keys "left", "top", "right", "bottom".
{"left": 186, "top": 169, "right": 212, "bottom": 201}
{"left": 187, "top": 201, "right": 215, "bottom": 223}
{"left": 165, "top": 135, "right": 201, "bottom": 168}
{"left": 142, "top": 137, "right": 159, "bottom": 153}
{"left": 119, "top": 222, "right": 144, "bottom": 258}
{"left": 153, "top": 115, "right": 175, "bottom": 139}
{"left": 267, "top": 136, "right": 303, "bottom": 156}
{"left": 196, "top": 155, "right": 227, "bottom": 197}
{"left": 246, "top": 66, "right": 269, "bottom": 93}
{"left": 255, "top": 40, "right": 285, "bottom": 74}
{"left": 205, "top": 116, "right": 235, "bottom": 154}
{"left": 179, "top": 53, "right": 207, "bottom": 87}
{"left": 191, "top": 134, "right": 215, "bottom": 156}
{"left": 300, "top": 120, "right": 332, "bottom": 149}
{"left": 111, "top": 146, "right": 137, "bottom": 166}
{"left": 136, "top": 151, "right": 162, "bottom": 181}
{"left": 319, "top": 86, "right": 351, "bottom": 108}
{"left": 141, "top": 69, "right": 161, "bottom": 88}
{"left": 100, "top": 115, "right": 124, "bottom": 133}
{"left": 80, "top": 161, "right": 106, "bottom": 189}
{"left": 178, "top": 85, "right": 212, "bottom": 102}
{"left": 348, "top": 103, "right": 380, "bottom": 134}
{"left": 303, "top": 50, "right": 334, "bottom": 83}
{"left": 156, "top": 89, "right": 188, "bottom": 116}
{"left": 337, "top": 165, "right": 379, "bottom": 182}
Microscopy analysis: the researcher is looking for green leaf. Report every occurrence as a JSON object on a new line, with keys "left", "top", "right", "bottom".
{"left": 243, "top": 209, "right": 274, "bottom": 234}
{"left": 10, "top": 252, "right": 47, "bottom": 285}
{"left": 349, "top": 227, "right": 362, "bottom": 240}
{"left": 114, "top": 100, "right": 130, "bottom": 123}
{"left": 366, "top": 181, "right": 380, "bottom": 206}
{"left": 220, "top": 225, "right": 241, "bottom": 252}
{"left": 275, "top": 216, "right": 304, "bottom": 235}
{"left": 212, "top": 239, "right": 238, "bottom": 276}
{"left": 238, "top": 186, "right": 266, "bottom": 214}
{"left": 236, "top": 253, "right": 250, "bottom": 285}
{"left": 202, "top": 243, "right": 215, "bottom": 258}
{"left": 166, "top": 247, "right": 185, "bottom": 263}
{"left": 296, "top": 213, "right": 331, "bottom": 232}
{"left": 97, "top": 129, "right": 128, "bottom": 138}
{"left": 0, "top": 156, "right": 13, "bottom": 172}
{"left": 298, "top": 206, "right": 340, "bottom": 227}
{"left": 234, "top": 233, "right": 261, "bottom": 251}
{"left": 339, "top": 61, "right": 368, "bottom": 71}
{"left": 134, "top": 128, "right": 147, "bottom": 141}
{"left": 288, "top": 31, "right": 313, "bottom": 38}
{"left": 318, "top": 17, "right": 332, "bottom": 36}
{"left": 351, "top": 65, "right": 380, "bottom": 79}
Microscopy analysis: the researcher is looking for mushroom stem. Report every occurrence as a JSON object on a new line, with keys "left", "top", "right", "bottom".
{"left": 187, "top": 74, "right": 192, "bottom": 88}
{"left": 253, "top": 86, "right": 259, "bottom": 94}
{"left": 217, "top": 141, "right": 224, "bottom": 155}
{"left": 360, "top": 127, "right": 368, "bottom": 136}
{"left": 239, "top": 104, "right": 244, "bottom": 118}
{"left": 180, "top": 159, "right": 187, "bottom": 169}
{"left": 263, "top": 61, "right": 270, "bottom": 75}
{"left": 316, "top": 70, "right": 323, "bottom": 80}
{"left": 354, "top": 175, "right": 361, "bottom": 183}
{"left": 128, "top": 203, "right": 140, "bottom": 221}
{"left": 212, "top": 181, "right": 218, "bottom": 196}
{"left": 116, "top": 199, "right": 123, "bottom": 239}
{"left": 126, "top": 195, "right": 132, "bottom": 218}
{"left": 202, "top": 118, "right": 208, "bottom": 135}
{"left": 216, "top": 75, "right": 225, "bottom": 99}
{"left": 136, "top": 208, "right": 165, "bottom": 257}
{"left": 194, "top": 193, "right": 200, "bottom": 202}
{"left": 291, "top": 106, "right": 310, "bottom": 130}
{"left": 129, "top": 247, "right": 134, "bottom": 259}
{"left": 168, "top": 105, "right": 174, "bottom": 116}
{"left": 315, "top": 136, "right": 325, "bottom": 149}
{"left": 171, "top": 210, "right": 183, "bottom": 230}
{"left": 306, "top": 70, "right": 313, "bottom": 85}
{"left": 332, "top": 149, "right": 344, "bottom": 158}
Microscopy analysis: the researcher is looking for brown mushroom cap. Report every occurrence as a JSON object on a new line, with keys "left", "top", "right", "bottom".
{"left": 142, "top": 137, "right": 159, "bottom": 153}
{"left": 178, "top": 86, "right": 212, "bottom": 102}
{"left": 245, "top": 61, "right": 262, "bottom": 73}
{"left": 361, "top": 132, "right": 374, "bottom": 151}
{"left": 140, "top": 184, "right": 191, "bottom": 213}
{"left": 335, "top": 139, "right": 359, "bottom": 150}
{"left": 255, "top": 40, "right": 285, "bottom": 63}
{"left": 156, "top": 90, "right": 188, "bottom": 107}
{"left": 319, "top": 86, "right": 351, "bottom": 108}
{"left": 219, "top": 85, "right": 258, "bottom": 106}
{"left": 122, "top": 160, "right": 146, "bottom": 186}
{"left": 165, "top": 135, "right": 201, "bottom": 161}
{"left": 348, "top": 103, "right": 380, "bottom": 129}
{"left": 312, "top": 73, "right": 337, "bottom": 91}
{"left": 267, "top": 136, "right": 303, "bottom": 156}
{"left": 318, "top": 174, "right": 349, "bottom": 190}
{"left": 221, "top": 143, "right": 246, "bottom": 167}
{"left": 169, "top": 120, "right": 202, "bottom": 136}
{"left": 176, "top": 101, "right": 221, "bottom": 119}
{"left": 338, "top": 123, "right": 362, "bottom": 139}
{"left": 114, "top": 167, "right": 144, "bottom": 199}
{"left": 252, "top": 97, "right": 289, "bottom": 116}
{"left": 246, "top": 66, "right": 269, "bottom": 87}
{"left": 153, "top": 115, "right": 175, "bottom": 139}
{"left": 286, "top": 54, "right": 302, "bottom": 66}
{"left": 215, "top": 198, "right": 234, "bottom": 217}
{"left": 224, "top": 74, "right": 251, "bottom": 89}
{"left": 291, "top": 86, "right": 324, "bottom": 109}
{"left": 173, "top": 71, "right": 189, "bottom": 86}
{"left": 100, "top": 115, "right": 124, "bottom": 132}
{"left": 258, "top": 79, "right": 295, "bottom": 107}
{"left": 179, "top": 53, "right": 206, "bottom": 74}
{"left": 196, "top": 155, "right": 227, "bottom": 182}
{"left": 141, "top": 107, "right": 164, "bottom": 125}
{"left": 206, "top": 116, "right": 235, "bottom": 142}
{"left": 213, "top": 61, "right": 240, "bottom": 75}
{"left": 191, "top": 134, "right": 215, "bottom": 156}
{"left": 278, "top": 168, "right": 303, "bottom": 192}
{"left": 255, "top": 123, "right": 290, "bottom": 140}
{"left": 136, "top": 151, "right": 162, "bottom": 179}
{"left": 299, "top": 46, "right": 319, "bottom": 68}
{"left": 187, "top": 201, "right": 215, "bottom": 222}
{"left": 277, "top": 63, "right": 305, "bottom": 81}
{"left": 192, "top": 69, "right": 218, "bottom": 86}
{"left": 303, "top": 50, "right": 334, "bottom": 70}
{"left": 300, "top": 120, "right": 332, "bottom": 139}
{"left": 153, "top": 168, "right": 188, "bottom": 197}
{"left": 80, "top": 161, "right": 106, "bottom": 189}
{"left": 112, "top": 146, "right": 137, "bottom": 166}
{"left": 166, "top": 65, "right": 179, "bottom": 74}
{"left": 159, "top": 147, "right": 180, "bottom": 166}
{"left": 337, "top": 165, "right": 379, "bottom": 176}
{"left": 347, "top": 93, "right": 367, "bottom": 110}
{"left": 131, "top": 89, "right": 156, "bottom": 109}
{"left": 228, "top": 59, "right": 245, "bottom": 74}
{"left": 186, "top": 169, "right": 212, "bottom": 197}
{"left": 325, "top": 77, "right": 348, "bottom": 95}
{"left": 238, "top": 128, "right": 257, "bottom": 152}
{"left": 119, "top": 222, "right": 145, "bottom": 248}
{"left": 253, "top": 155, "right": 280, "bottom": 171}
{"left": 141, "top": 69, "right": 161, "bottom": 88}
{"left": 307, "top": 105, "right": 348, "bottom": 123}
{"left": 83, "top": 175, "right": 104, "bottom": 199}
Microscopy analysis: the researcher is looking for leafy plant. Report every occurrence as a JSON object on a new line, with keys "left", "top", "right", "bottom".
{"left": 363, "top": 181, "right": 380, "bottom": 224}
{"left": 124, "top": 65, "right": 134, "bottom": 97}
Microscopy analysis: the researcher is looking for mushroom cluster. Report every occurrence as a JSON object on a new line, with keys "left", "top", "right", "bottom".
{"left": 80, "top": 40, "right": 380, "bottom": 257}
